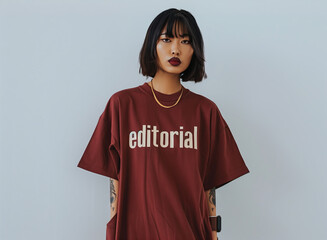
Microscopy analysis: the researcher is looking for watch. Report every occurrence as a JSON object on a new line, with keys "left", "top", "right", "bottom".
{"left": 209, "top": 215, "right": 221, "bottom": 232}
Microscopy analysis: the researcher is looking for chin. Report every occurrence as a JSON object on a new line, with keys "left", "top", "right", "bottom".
{"left": 166, "top": 70, "right": 184, "bottom": 75}
{"left": 166, "top": 67, "right": 187, "bottom": 74}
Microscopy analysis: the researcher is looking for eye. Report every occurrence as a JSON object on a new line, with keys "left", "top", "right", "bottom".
{"left": 182, "top": 39, "right": 191, "bottom": 44}
{"left": 161, "top": 38, "right": 171, "bottom": 43}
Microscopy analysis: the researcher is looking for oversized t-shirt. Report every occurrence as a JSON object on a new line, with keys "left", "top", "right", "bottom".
{"left": 77, "top": 82, "right": 250, "bottom": 240}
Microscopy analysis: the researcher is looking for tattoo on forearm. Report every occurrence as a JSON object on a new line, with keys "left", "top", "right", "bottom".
{"left": 209, "top": 188, "right": 216, "bottom": 212}
{"left": 110, "top": 178, "right": 117, "bottom": 212}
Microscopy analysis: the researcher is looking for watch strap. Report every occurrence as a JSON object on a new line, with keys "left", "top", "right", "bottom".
{"left": 209, "top": 215, "right": 222, "bottom": 232}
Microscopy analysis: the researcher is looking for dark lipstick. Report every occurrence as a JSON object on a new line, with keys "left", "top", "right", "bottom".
{"left": 168, "top": 57, "right": 181, "bottom": 66}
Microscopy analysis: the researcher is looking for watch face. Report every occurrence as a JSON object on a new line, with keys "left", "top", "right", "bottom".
{"left": 217, "top": 215, "right": 222, "bottom": 232}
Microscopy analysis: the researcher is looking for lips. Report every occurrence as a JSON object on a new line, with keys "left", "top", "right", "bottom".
{"left": 168, "top": 57, "right": 181, "bottom": 66}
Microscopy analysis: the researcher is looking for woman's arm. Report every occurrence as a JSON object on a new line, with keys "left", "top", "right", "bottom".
{"left": 110, "top": 178, "right": 119, "bottom": 218}
{"left": 205, "top": 188, "right": 219, "bottom": 240}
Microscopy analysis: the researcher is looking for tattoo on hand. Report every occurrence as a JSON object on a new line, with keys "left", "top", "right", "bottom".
{"left": 110, "top": 178, "right": 117, "bottom": 212}
{"left": 209, "top": 188, "right": 216, "bottom": 212}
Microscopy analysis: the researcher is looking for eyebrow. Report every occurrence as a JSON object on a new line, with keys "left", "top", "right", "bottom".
{"left": 160, "top": 32, "right": 189, "bottom": 37}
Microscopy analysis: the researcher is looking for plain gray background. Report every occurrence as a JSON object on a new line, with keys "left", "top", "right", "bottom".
{"left": 1, "top": 0, "right": 326, "bottom": 239}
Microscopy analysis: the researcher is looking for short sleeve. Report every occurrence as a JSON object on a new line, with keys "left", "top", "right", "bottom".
{"left": 203, "top": 105, "right": 250, "bottom": 191}
{"left": 77, "top": 96, "right": 120, "bottom": 180}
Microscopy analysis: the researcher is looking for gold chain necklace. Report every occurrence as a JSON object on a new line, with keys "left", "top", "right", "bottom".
{"left": 150, "top": 79, "right": 184, "bottom": 108}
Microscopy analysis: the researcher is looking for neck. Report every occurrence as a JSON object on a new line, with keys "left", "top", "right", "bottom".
{"left": 148, "top": 71, "right": 181, "bottom": 94}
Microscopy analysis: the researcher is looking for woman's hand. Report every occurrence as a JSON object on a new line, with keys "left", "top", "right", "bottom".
{"left": 212, "top": 231, "right": 218, "bottom": 240}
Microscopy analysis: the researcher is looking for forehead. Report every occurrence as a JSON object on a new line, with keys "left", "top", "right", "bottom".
{"left": 160, "top": 32, "right": 189, "bottom": 38}
{"left": 160, "top": 21, "right": 190, "bottom": 37}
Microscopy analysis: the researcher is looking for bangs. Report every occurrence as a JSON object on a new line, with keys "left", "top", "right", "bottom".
{"left": 162, "top": 17, "right": 192, "bottom": 40}
{"left": 139, "top": 8, "right": 207, "bottom": 82}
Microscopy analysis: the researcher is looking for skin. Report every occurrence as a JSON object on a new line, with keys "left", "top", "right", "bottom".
{"left": 206, "top": 188, "right": 218, "bottom": 240}
{"left": 110, "top": 21, "right": 218, "bottom": 240}
{"left": 109, "top": 178, "right": 119, "bottom": 218}
{"left": 146, "top": 22, "right": 193, "bottom": 94}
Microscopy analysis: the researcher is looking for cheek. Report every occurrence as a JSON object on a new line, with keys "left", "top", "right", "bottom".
{"left": 156, "top": 44, "right": 164, "bottom": 58}
{"left": 186, "top": 49, "right": 194, "bottom": 62}
{"left": 156, "top": 42, "right": 164, "bottom": 51}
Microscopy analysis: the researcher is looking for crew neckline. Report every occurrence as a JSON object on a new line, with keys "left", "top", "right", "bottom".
{"left": 139, "top": 81, "right": 190, "bottom": 102}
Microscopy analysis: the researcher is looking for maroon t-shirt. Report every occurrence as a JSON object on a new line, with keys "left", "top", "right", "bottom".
{"left": 77, "top": 82, "right": 250, "bottom": 240}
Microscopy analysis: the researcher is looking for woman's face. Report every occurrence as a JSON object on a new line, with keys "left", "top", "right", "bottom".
{"left": 155, "top": 23, "right": 194, "bottom": 76}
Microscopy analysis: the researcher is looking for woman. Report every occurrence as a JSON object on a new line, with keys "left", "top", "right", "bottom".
{"left": 77, "top": 8, "right": 250, "bottom": 240}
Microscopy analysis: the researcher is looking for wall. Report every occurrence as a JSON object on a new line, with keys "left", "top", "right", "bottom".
{"left": 1, "top": 0, "right": 326, "bottom": 239}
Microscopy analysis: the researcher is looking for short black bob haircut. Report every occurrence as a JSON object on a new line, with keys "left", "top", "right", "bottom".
{"left": 139, "top": 8, "right": 207, "bottom": 83}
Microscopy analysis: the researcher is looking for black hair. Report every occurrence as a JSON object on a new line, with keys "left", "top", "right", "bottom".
{"left": 139, "top": 8, "right": 207, "bottom": 83}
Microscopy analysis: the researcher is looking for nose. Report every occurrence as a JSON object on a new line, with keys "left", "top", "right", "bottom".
{"left": 171, "top": 39, "right": 180, "bottom": 55}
